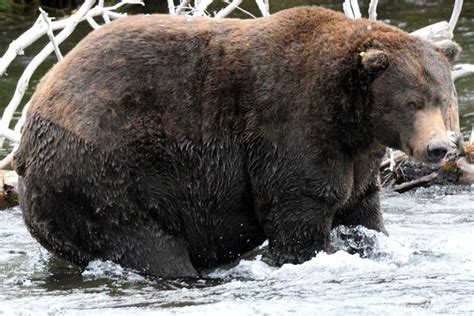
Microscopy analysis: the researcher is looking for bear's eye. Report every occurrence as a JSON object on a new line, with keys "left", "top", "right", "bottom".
{"left": 408, "top": 101, "right": 423, "bottom": 110}
{"left": 437, "top": 96, "right": 449, "bottom": 106}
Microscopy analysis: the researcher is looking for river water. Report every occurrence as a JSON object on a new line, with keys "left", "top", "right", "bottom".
{"left": 1, "top": 1, "right": 474, "bottom": 315}
{"left": 1, "top": 187, "right": 473, "bottom": 314}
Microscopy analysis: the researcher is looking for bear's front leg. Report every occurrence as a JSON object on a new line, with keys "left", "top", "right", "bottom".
{"left": 263, "top": 199, "right": 335, "bottom": 265}
{"left": 332, "top": 179, "right": 388, "bottom": 235}
{"left": 248, "top": 145, "right": 351, "bottom": 266}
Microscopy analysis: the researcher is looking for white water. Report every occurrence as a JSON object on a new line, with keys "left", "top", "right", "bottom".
{"left": 0, "top": 186, "right": 473, "bottom": 315}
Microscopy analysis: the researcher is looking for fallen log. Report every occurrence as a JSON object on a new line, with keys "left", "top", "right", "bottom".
{"left": 380, "top": 151, "right": 407, "bottom": 170}
{"left": 0, "top": 170, "right": 18, "bottom": 209}
{"left": 392, "top": 172, "right": 439, "bottom": 193}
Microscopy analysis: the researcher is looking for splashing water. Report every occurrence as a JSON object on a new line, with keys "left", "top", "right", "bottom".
{"left": 0, "top": 186, "right": 473, "bottom": 315}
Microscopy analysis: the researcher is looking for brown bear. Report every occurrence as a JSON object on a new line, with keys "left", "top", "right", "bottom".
{"left": 14, "top": 6, "right": 459, "bottom": 278}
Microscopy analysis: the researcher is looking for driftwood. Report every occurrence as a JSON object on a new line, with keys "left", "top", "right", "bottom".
{"left": 393, "top": 172, "right": 439, "bottom": 194}
{"left": 380, "top": 135, "right": 474, "bottom": 192}
{"left": 380, "top": 151, "right": 407, "bottom": 171}
{"left": 0, "top": 170, "right": 18, "bottom": 209}
{"left": 452, "top": 64, "right": 474, "bottom": 81}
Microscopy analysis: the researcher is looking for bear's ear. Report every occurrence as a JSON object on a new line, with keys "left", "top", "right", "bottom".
{"left": 435, "top": 40, "right": 461, "bottom": 64}
{"left": 360, "top": 49, "right": 390, "bottom": 76}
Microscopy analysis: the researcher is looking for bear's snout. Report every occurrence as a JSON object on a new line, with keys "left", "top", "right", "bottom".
{"left": 426, "top": 141, "right": 449, "bottom": 163}
{"left": 409, "top": 108, "right": 449, "bottom": 164}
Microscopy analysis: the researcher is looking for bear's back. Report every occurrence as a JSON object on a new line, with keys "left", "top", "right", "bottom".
{"left": 26, "top": 6, "right": 400, "bottom": 149}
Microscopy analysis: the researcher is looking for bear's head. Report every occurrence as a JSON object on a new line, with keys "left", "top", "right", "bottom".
{"left": 361, "top": 36, "right": 460, "bottom": 164}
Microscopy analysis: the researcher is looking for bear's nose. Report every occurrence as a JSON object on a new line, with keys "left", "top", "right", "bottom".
{"left": 427, "top": 144, "right": 448, "bottom": 163}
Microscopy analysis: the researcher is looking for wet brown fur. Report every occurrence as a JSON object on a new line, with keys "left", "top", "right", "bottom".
{"left": 15, "top": 7, "right": 457, "bottom": 278}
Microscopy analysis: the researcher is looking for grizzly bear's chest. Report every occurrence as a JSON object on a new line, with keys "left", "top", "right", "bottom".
{"left": 348, "top": 147, "right": 386, "bottom": 201}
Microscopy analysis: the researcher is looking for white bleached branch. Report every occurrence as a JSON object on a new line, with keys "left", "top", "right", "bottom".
{"left": 368, "top": 0, "right": 378, "bottom": 20}
{"left": 87, "top": 16, "right": 102, "bottom": 29}
{"left": 105, "top": 11, "right": 129, "bottom": 20}
{"left": 344, "top": 0, "right": 459, "bottom": 45}
{"left": 0, "top": 144, "right": 18, "bottom": 170}
{"left": 102, "top": 11, "right": 111, "bottom": 23}
{"left": 103, "top": 0, "right": 143, "bottom": 11}
{"left": 411, "top": 21, "right": 453, "bottom": 42}
{"left": 0, "top": 0, "right": 145, "bottom": 152}
{"left": 388, "top": 148, "right": 395, "bottom": 173}
{"left": 232, "top": 5, "right": 257, "bottom": 18}
{"left": 39, "top": 8, "right": 63, "bottom": 61}
{"left": 168, "top": 0, "right": 176, "bottom": 15}
{"left": 342, "top": 1, "right": 354, "bottom": 19}
{"left": 14, "top": 102, "right": 28, "bottom": 136}
{"left": 177, "top": 0, "right": 266, "bottom": 18}
{"left": 449, "top": 0, "right": 463, "bottom": 33}
{"left": 0, "top": 0, "right": 143, "bottom": 77}
{"left": 0, "top": 103, "right": 29, "bottom": 169}
{"left": 452, "top": 64, "right": 474, "bottom": 80}
{"left": 193, "top": 0, "right": 212, "bottom": 16}
{"left": 255, "top": 0, "right": 270, "bottom": 17}
{"left": 343, "top": 0, "right": 361, "bottom": 19}
{"left": 215, "top": 0, "right": 242, "bottom": 18}
{"left": 350, "top": 0, "right": 361, "bottom": 19}
{"left": 176, "top": 0, "right": 190, "bottom": 15}
{"left": 0, "top": 0, "right": 96, "bottom": 148}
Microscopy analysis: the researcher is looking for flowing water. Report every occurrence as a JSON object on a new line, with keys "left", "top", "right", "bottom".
{"left": 1, "top": 1, "right": 474, "bottom": 315}
{"left": 0, "top": 187, "right": 473, "bottom": 314}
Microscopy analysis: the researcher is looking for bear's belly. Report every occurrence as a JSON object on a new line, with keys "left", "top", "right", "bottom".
{"left": 138, "top": 138, "right": 266, "bottom": 269}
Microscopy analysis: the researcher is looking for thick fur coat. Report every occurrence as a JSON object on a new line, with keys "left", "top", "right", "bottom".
{"left": 15, "top": 7, "right": 458, "bottom": 277}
